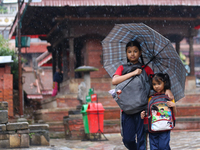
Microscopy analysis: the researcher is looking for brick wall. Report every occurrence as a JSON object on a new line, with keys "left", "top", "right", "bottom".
{"left": 85, "top": 39, "right": 109, "bottom": 78}
{"left": 0, "top": 64, "right": 13, "bottom": 117}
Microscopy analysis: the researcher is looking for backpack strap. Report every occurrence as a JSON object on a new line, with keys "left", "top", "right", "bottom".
{"left": 122, "top": 62, "right": 143, "bottom": 75}
{"left": 151, "top": 94, "right": 170, "bottom": 102}
{"left": 121, "top": 62, "right": 145, "bottom": 91}
{"left": 149, "top": 94, "right": 171, "bottom": 109}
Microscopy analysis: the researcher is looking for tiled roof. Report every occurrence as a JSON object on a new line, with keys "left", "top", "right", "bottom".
{"left": 36, "top": 51, "right": 52, "bottom": 67}
{"left": 29, "top": 0, "right": 200, "bottom": 6}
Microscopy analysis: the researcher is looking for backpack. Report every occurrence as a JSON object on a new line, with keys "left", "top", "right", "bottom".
{"left": 147, "top": 94, "right": 176, "bottom": 133}
{"left": 113, "top": 62, "right": 150, "bottom": 114}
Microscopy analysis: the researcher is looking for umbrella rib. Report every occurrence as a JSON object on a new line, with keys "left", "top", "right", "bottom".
{"left": 155, "top": 57, "right": 180, "bottom": 60}
{"left": 143, "top": 24, "right": 157, "bottom": 55}
{"left": 145, "top": 42, "right": 170, "bottom": 67}
{"left": 157, "top": 41, "right": 170, "bottom": 54}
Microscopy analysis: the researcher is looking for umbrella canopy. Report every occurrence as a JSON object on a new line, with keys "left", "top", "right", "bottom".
{"left": 102, "top": 23, "right": 186, "bottom": 101}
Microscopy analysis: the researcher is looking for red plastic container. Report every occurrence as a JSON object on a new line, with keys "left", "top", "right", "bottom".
{"left": 86, "top": 103, "right": 105, "bottom": 133}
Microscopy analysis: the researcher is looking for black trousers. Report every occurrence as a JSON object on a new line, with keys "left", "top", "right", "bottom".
{"left": 122, "top": 112, "right": 146, "bottom": 150}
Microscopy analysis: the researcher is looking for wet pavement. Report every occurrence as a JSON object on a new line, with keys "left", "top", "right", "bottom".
{"left": 6, "top": 131, "right": 200, "bottom": 150}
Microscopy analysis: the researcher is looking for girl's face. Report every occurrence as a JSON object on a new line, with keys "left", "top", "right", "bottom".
{"left": 126, "top": 46, "right": 141, "bottom": 64}
{"left": 152, "top": 78, "right": 165, "bottom": 93}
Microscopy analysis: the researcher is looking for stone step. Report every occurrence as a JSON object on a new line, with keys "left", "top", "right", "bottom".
{"left": 34, "top": 106, "right": 120, "bottom": 123}
{"left": 41, "top": 94, "right": 200, "bottom": 117}
{"left": 106, "top": 117, "right": 200, "bottom": 132}
{"left": 104, "top": 117, "right": 200, "bottom": 132}
{"left": 34, "top": 103, "right": 200, "bottom": 129}
{"left": 34, "top": 107, "right": 76, "bottom": 122}
{"left": 37, "top": 121, "right": 65, "bottom": 138}
{"left": 177, "top": 94, "right": 200, "bottom": 104}
{"left": 42, "top": 94, "right": 81, "bottom": 109}
{"left": 40, "top": 116, "right": 200, "bottom": 139}
{"left": 46, "top": 121, "right": 64, "bottom": 132}
{"left": 36, "top": 97, "right": 200, "bottom": 137}
{"left": 104, "top": 107, "right": 120, "bottom": 120}
{"left": 46, "top": 119, "right": 121, "bottom": 138}
{"left": 104, "top": 119, "right": 120, "bottom": 133}
{"left": 41, "top": 93, "right": 118, "bottom": 109}
{"left": 42, "top": 93, "right": 200, "bottom": 108}
{"left": 176, "top": 103, "right": 200, "bottom": 117}
{"left": 41, "top": 97, "right": 57, "bottom": 109}
{"left": 176, "top": 116, "right": 200, "bottom": 122}
{"left": 174, "top": 116, "right": 200, "bottom": 130}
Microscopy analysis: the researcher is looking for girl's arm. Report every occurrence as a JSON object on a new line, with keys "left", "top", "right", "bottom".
{"left": 112, "top": 68, "right": 142, "bottom": 85}
{"left": 165, "top": 89, "right": 174, "bottom": 100}
{"left": 167, "top": 101, "right": 177, "bottom": 116}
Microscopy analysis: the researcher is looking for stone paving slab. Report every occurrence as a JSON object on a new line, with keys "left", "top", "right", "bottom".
{"left": 6, "top": 122, "right": 29, "bottom": 131}
{"left": 4, "top": 131, "right": 200, "bottom": 150}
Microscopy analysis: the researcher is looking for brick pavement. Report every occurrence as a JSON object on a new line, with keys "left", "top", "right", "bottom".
{"left": 5, "top": 131, "right": 200, "bottom": 150}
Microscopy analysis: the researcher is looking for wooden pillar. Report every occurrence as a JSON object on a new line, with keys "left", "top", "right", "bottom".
{"left": 62, "top": 43, "right": 68, "bottom": 81}
{"left": 58, "top": 46, "right": 62, "bottom": 71}
{"left": 175, "top": 41, "right": 180, "bottom": 55}
{"left": 69, "top": 38, "right": 75, "bottom": 78}
{"left": 18, "top": 0, "right": 23, "bottom": 116}
{"left": 52, "top": 49, "right": 57, "bottom": 79}
{"left": 188, "top": 36, "right": 195, "bottom": 76}
{"left": 57, "top": 46, "right": 62, "bottom": 91}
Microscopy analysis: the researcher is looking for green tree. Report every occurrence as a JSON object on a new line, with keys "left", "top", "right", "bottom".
{"left": 0, "top": 6, "right": 8, "bottom": 14}
{"left": 0, "top": 35, "right": 19, "bottom": 89}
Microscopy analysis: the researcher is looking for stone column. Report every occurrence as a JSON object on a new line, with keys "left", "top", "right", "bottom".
{"left": 69, "top": 38, "right": 75, "bottom": 78}
{"left": 84, "top": 71, "right": 91, "bottom": 97}
{"left": 188, "top": 28, "right": 198, "bottom": 76}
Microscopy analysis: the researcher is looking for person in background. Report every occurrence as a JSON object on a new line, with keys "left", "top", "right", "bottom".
{"left": 52, "top": 68, "right": 63, "bottom": 96}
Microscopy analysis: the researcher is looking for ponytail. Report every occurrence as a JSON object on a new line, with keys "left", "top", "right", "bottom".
{"left": 163, "top": 73, "right": 171, "bottom": 90}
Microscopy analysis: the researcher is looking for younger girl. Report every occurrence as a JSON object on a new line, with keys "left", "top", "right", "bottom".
{"left": 141, "top": 73, "right": 177, "bottom": 150}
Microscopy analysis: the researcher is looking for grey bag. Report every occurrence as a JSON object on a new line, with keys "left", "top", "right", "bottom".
{"left": 114, "top": 63, "right": 150, "bottom": 114}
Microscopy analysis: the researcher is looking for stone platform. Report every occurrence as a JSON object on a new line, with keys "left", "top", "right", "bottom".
{"left": 0, "top": 101, "right": 50, "bottom": 148}
{"left": 32, "top": 88, "right": 200, "bottom": 140}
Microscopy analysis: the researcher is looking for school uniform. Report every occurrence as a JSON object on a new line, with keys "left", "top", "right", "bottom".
{"left": 114, "top": 65, "right": 153, "bottom": 150}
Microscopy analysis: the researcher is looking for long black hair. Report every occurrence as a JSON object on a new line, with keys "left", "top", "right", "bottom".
{"left": 149, "top": 73, "right": 171, "bottom": 92}
{"left": 125, "top": 40, "right": 144, "bottom": 64}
